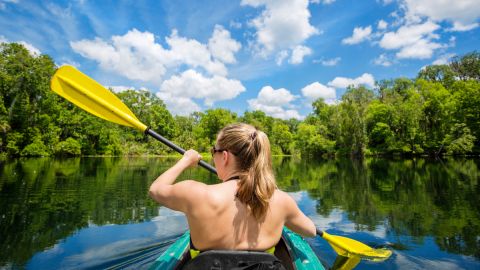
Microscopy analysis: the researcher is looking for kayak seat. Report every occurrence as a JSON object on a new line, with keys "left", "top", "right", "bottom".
{"left": 182, "top": 250, "right": 287, "bottom": 270}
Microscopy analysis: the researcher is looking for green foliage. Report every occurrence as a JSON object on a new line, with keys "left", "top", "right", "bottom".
{"left": 21, "top": 138, "right": 49, "bottom": 156}
{"left": 417, "top": 65, "right": 456, "bottom": 88}
{"left": 450, "top": 51, "right": 480, "bottom": 81}
{"left": 55, "top": 138, "right": 82, "bottom": 156}
{"left": 444, "top": 124, "right": 476, "bottom": 155}
{"left": 271, "top": 121, "right": 293, "bottom": 154}
{"left": 369, "top": 122, "right": 393, "bottom": 150}
{"left": 338, "top": 86, "right": 374, "bottom": 156}
{"left": 196, "top": 108, "right": 237, "bottom": 147}
{"left": 1, "top": 42, "right": 479, "bottom": 157}
{"left": 294, "top": 123, "right": 335, "bottom": 157}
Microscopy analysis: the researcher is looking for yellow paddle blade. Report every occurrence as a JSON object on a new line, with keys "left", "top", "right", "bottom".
{"left": 322, "top": 232, "right": 392, "bottom": 262}
{"left": 331, "top": 255, "right": 361, "bottom": 270}
{"left": 50, "top": 65, "right": 147, "bottom": 132}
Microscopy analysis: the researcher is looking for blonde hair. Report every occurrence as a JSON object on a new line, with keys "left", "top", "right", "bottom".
{"left": 216, "top": 123, "right": 276, "bottom": 219}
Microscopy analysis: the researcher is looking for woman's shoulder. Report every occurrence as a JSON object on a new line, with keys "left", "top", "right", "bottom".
{"left": 271, "top": 189, "right": 297, "bottom": 208}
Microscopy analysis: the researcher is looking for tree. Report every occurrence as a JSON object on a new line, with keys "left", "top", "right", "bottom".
{"left": 196, "top": 108, "right": 237, "bottom": 149}
{"left": 270, "top": 121, "right": 293, "bottom": 154}
{"left": 294, "top": 123, "right": 335, "bottom": 157}
{"left": 443, "top": 123, "right": 476, "bottom": 155}
{"left": 450, "top": 51, "right": 480, "bottom": 81}
{"left": 240, "top": 110, "right": 274, "bottom": 134}
{"left": 451, "top": 80, "right": 480, "bottom": 151}
{"left": 416, "top": 79, "right": 453, "bottom": 153}
{"left": 417, "top": 65, "right": 456, "bottom": 88}
{"left": 338, "top": 86, "right": 374, "bottom": 156}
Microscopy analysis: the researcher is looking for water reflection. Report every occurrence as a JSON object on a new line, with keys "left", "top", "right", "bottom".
{"left": 0, "top": 157, "right": 479, "bottom": 269}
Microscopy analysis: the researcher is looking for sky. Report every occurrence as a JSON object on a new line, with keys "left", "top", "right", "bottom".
{"left": 1, "top": 0, "right": 479, "bottom": 119}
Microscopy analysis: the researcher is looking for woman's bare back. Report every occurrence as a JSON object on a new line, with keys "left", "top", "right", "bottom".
{"left": 187, "top": 181, "right": 288, "bottom": 251}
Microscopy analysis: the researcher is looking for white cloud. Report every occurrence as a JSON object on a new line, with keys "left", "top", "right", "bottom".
{"left": 377, "top": 19, "right": 388, "bottom": 30}
{"left": 241, "top": 0, "right": 318, "bottom": 56}
{"left": 396, "top": 38, "right": 443, "bottom": 59}
{"left": 19, "top": 41, "right": 41, "bottom": 56}
{"left": 402, "top": 0, "right": 480, "bottom": 31}
{"left": 158, "top": 69, "right": 245, "bottom": 115}
{"left": 328, "top": 73, "right": 375, "bottom": 89}
{"left": 432, "top": 53, "right": 455, "bottom": 65}
{"left": 301, "top": 82, "right": 336, "bottom": 104}
{"left": 247, "top": 86, "right": 302, "bottom": 119}
{"left": 275, "top": 50, "right": 289, "bottom": 65}
{"left": 71, "top": 27, "right": 241, "bottom": 83}
{"left": 229, "top": 20, "right": 242, "bottom": 29}
{"left": 165, "top": 29, "right": 228, "bottom": 76}
{"left": 0, "top": 36, "right": 41, "bottom": 56}
{"left": 208, "top": 25, "right": 242, "bottom": 64}
{"left": 373, "top": 54, "right": 393, "bottom": 67}
{"left": 379, "top": 21, "right": 443, "bottom": 59}
{"left": 289, "top": 45, "right": 312, "bottom": 64}
{"left": 314, "top": 57, "right": 341, "bottom": 66}
{"left": 156, "top": 92, "right": 201, "bottom": 116}
{"left": 342, "top": 26, "right": 372, "bottom": 45}
{"left": 449, "top": 21, "right": 479, "bottom": 32}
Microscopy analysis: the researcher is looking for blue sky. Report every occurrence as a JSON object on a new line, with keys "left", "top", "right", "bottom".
{"left": 1, "top": 0, "right": 479, "bottom": 119}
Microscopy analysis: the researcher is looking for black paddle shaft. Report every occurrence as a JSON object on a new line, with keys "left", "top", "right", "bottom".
{"left": 146, "top": 128, "right": 217, "bottom": 175}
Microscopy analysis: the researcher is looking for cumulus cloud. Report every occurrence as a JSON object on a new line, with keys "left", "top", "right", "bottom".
{"left": 432, "top": 53, "right": 455, "bottom": 65}
{"left": 373, "top": 54, "right": 393, "bottom": 67}
{"left": 248, "top": 86, "right": 302, "bottom": 119}
{"left": 71, "top": 27, "right": 241, "bottom": 83}
{"left": 71, "top": 27, "right": 246, "bottom": 115}
{"left": 208, "top": 25, "right": 242, "bottom": 64}
{"left": 158, "top": 69, "right": 245, "bottom": 115}
{"left": 402, "top": 0, "right": 480, "bottom": 31}
{"left": 377, "top": 19, "right": 388, "bottom": 30}
{"left": 342, "top": 26, "right": 372, "bottom": 45}
{"left": 289, "top": 45, "right": 312, "bottom": 64}
{"left": 275, "top": 50, "right": 289, "bottom": 65}
{"left": 328, "top": 73, "right": 375, "bottom": 89}
{"left": 449, "top": 21, "right": 479, "bottom": 32}
{"left": 379, "top": 21, "right": 443, "bottom": 59}
{"left": 241, "top": 0, "right": 318, "bottom": 57}
{"left": 301, "top": 82, "right": 336, "bottom": 104}
{"left": 156, "top": 92, "right": 202, "bottom": 116}
{"left": 314, "top": 57, "right": 341, "bottom": 66}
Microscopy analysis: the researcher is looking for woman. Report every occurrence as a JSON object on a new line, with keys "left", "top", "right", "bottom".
{"left": 149, "top": 123, "right": 316, "bottom": 255}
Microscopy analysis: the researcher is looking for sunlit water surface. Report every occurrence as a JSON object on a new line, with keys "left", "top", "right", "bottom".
{"left": 0, "top": 157, "right": 479, "bottom": 269}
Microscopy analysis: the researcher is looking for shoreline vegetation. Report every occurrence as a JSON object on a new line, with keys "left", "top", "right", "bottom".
{"left": 1, "top": 42, "right": 479, "bottom": 159}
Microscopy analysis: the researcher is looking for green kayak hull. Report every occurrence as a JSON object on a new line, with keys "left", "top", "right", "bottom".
{"left": 149, "top": 227, "right": 326, "bottom": 270}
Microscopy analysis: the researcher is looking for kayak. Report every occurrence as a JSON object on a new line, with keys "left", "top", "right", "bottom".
{"left": 149, "top": 227, "right": 326, "bottom": 270}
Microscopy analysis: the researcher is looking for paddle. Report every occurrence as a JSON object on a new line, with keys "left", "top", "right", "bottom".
{"left": 50, "top": 65, "right": 392, "bottom": 263}
{"left": 317, "top": 228, "right": 392, "bottom": 261}
{"left": 50, "top": 65, "right": 217, "bottom": 174}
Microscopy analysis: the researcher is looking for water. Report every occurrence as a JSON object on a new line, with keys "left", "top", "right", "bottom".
{"left": 0, "top": 157, "right": 479, "bottom": 269}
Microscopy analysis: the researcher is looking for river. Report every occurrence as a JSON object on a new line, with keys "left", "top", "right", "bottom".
{"left": 0, "top": 157, "right": 479, "bottom": 269}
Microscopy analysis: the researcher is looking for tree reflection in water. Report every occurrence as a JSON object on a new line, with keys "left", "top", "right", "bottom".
{"left": 0, "top": 157, "right": 479, "bottom": 268}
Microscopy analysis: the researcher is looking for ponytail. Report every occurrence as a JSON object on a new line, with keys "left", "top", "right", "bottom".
{"left": 217, "top": 123, "right": 276, "bottom": 219}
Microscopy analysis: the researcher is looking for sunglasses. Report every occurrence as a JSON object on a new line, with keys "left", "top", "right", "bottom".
{"left": 210, "top": 146, "right": 227, "bottom": 157}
